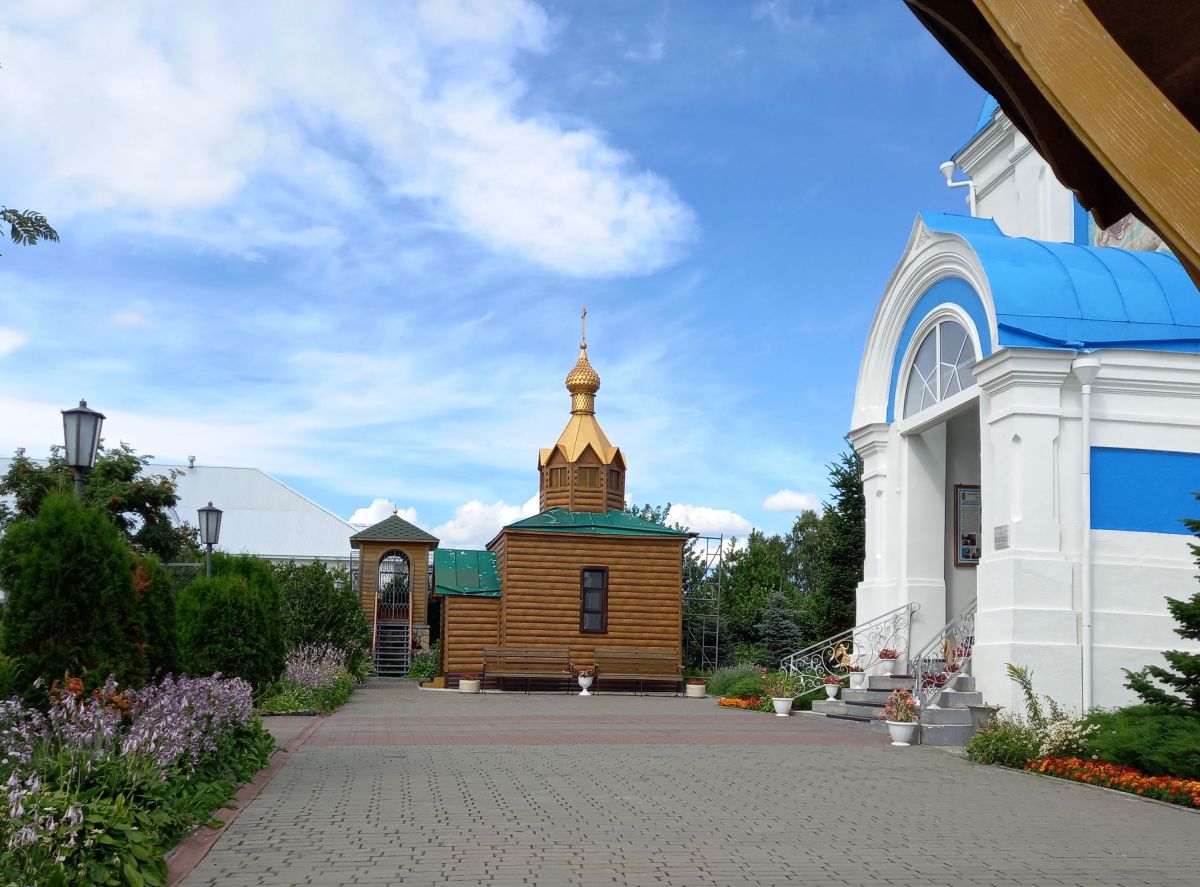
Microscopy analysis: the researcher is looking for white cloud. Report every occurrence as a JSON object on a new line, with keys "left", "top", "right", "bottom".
{"left": 0, "top": 328, "right": 27, "bottom": 356}
{"left": 432, "top": 494, "right": 539, "bottom": 549}
{"left": 348, "top": 498, "right": 420, "bottom": 528}
{"left": 762, "top": 489, "right": 822, "bottom": 513}
{"left": 0, "top": 0, "right": 695, "bottom": 277}
{"left": 665, "top": 503, "right": 753, "bottom": 540}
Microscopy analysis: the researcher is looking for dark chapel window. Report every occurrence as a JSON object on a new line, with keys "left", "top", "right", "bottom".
{"left": 580, "top": 567, "right": 608, "bottom": 633}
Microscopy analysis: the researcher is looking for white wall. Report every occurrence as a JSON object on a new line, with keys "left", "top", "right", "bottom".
{"left": 954, "top": 111, "right": 1076, "bottom": 242}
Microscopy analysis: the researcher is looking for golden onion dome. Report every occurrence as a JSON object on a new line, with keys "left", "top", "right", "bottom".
{"left": 565, "top": 344, "right": 601, "bottom": 395}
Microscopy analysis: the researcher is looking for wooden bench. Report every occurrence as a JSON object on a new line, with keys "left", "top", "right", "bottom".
{"left": 595, "top": 648, "right": 682, "bottom": 695}
{"left": 482, "top": 645, "right": 572, "bottom": 693}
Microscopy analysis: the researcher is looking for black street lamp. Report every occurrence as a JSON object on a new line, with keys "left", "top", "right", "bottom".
{"left": 61, "top": 399, "right": 105, "bottom": 501}
{"left": 197, "top": 501, "right": 223, "bottom": 577}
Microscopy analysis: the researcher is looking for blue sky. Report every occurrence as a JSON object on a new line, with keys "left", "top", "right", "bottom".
{"left": 0, "top": 0, "right": 983, "bottom": 547}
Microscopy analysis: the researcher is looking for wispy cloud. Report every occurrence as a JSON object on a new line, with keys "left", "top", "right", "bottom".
{"left": 762, "top": 489, "right": 822, "bottom": 513}
{"left": 0, "top": 0, "right": 695, "bottom": 277}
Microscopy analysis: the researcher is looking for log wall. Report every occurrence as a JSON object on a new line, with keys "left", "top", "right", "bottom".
{"left": 356, "top": 540, "right": 432, "bottom": 626}
{"left": 441, "top": 595, "right": 501, "bottom": 673}
{"left": 497, "top": 530, "right": 684, "bottom": 669}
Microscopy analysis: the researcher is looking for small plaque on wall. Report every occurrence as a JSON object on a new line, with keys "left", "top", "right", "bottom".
{"left": 954, "top": 484, "right": 982, "bottom": 567}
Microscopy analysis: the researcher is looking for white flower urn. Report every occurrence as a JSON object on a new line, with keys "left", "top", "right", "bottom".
{"left": 459, "top": 678, "right": 481, "bottom": 694}
{"left": 771, "top": 697, "right": 794, "bottom": 717}
{"left": 824, "top": 683, "right": 839, "bottom": 699}
{"left": 886, "top": 720, "right": 918, "bottom": 746}
{"left": 848, "top": 672, "right": 866, "bottom": 690}
{"left": 685, "top": 682, "right": 707, "bottom": 698}
{"left": 577, "top": 674, "right": 593, "bottom": 696}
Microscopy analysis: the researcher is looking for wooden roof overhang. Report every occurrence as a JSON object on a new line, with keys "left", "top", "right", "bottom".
{"left": 906, "top": 0, "right": 1200, "bottom": 287}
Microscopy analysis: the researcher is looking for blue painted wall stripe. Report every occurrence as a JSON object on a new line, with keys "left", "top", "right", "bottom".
{"left": 1091, "top": 447, "right": 1200, "bottom": 535}
{"left": 886, "top": 277, "right": 992, "bottom": 423}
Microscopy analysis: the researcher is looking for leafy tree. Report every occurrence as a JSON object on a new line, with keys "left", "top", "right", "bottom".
{"left": 0, "top": 494, "right": 145, "bottom": 700}
{"left": 275, "top": 560, "right": 371, "bottom": 672}
{"left": 1, "top": 207, "right": 58, "bottom": 248}
{"left": 1125, "top": 494, "right": 1200, "bottom": 711}
{"left": 133, "top": 553, "right": 179, "bottom": 677}
{"left": 177, "top": 554, "right": 285, "bottom": 691}
{"left": 755, "top": 589, "right": 803, "bottom": 666}
{"left": 721, "top": 530, "right": 795, "bottom": 645}
{"left": 785, "top": 509, "right": 825, "bottom": 597}
{"left": 0, "top": 443, "right": 200, "bottom": 562}
{"left": 626, "top": 501, "right": 673, "bottom": 525}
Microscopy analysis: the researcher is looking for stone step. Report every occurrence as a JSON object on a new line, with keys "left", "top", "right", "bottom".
{"left": 865, "top": 674, "right": 914, "bottom": 691}
{"left": 841, "top": 688, "right": 894, "bottom": 704}
{"left": 920, "top": 706, "right": 973, "bottom": 725}
{"left": 920, "top": 723, "right": 977, "bottom": 746}
{"left": 935, "top": 689, "right": 984, "bottom": 708}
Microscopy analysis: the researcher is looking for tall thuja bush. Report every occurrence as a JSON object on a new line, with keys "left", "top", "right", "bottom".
{"left": 275, "top": 560, "right": 371, "bottom": 671}
{"left": 1125, "top": 493, "right": 1200, "bottom": 711}
{"left": 755, "top": 589, "right": 803, "bottom": 666}
{"left": 0, "top": 494, "right": 145, "bottom": 698}
{"left": 133, "top": 553, "right": 178, "bottom": 677}
{"left": 177, "top": 554, "right": 285, "bottom": 691}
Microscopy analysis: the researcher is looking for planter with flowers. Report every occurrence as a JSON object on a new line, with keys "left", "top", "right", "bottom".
{"left": 573, "top": 666, "right": 595, "bottom": 696}
{"left": 878, "top": 648, "right": 901, "bottom": 675}
{"left": 685, "top": 677, "right": 707, "bottom": 699}
{"left": 822, "top": 674, "right": 842, "bottom": 699}
{"left": 761, "top": 670, "right": 803, "bottom": 717}
{"left": 847, "top": 665, "right": 866, "bottom": 690}
{"left": 876, "top": 688, "right": 919, "bottom": 745}
{"left": 459, "top": 673, "right": 481, "bottom": 694}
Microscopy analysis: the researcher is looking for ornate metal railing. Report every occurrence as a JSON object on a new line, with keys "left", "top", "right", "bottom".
{"left": 911, "top": 601, "right": 977, "bottom": 711}
{"left": 779, "top": 602, "right": 920, "bottom": 696}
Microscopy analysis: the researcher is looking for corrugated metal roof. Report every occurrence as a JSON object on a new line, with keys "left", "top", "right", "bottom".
{"left": 0, "top": 459, "right": 356, "bottom": 563}
{"left": 504, "top": 508, "right": 690, "bottom": 538}
{"left": 433, "top": 548, "right": 501, "bottom": 597}
{"left": 349, "top": 514, "right": 439, "bottom": 545}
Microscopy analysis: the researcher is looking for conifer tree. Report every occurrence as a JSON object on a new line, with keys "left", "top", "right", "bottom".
{"left": 1125, "top": 494, "right": 1200, "bottom": 711}
{"left": 755, "top": 589, "right": 802, "bottom": 667}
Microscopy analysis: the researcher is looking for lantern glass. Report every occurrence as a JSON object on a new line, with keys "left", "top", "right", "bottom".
{"left": 198, "top": 502, "right": 223, "bottom": 546}
{"left": 61, "top": 400, "right": 105, "bottom": 470}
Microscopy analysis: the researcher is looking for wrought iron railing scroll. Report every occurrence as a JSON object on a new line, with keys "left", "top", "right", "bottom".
{"left": 911, "top": 600, "right": 977, "bottom": 711}
{"left": 779, "top": 602, "right": 920, "bottom": 697}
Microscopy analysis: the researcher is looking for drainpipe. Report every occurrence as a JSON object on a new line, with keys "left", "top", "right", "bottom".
{"left": 939, "top": 161, "right": 977, "bottom": 216}
{"left": 1072, "top": 355, "right": 1102, "bottom": 711}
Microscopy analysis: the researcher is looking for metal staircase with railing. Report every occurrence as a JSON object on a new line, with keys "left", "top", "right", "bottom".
{"left": 374, "top": 620, "right": 411, "bottom": 677}
{"left": 793, "top": 600, "right": 986, "bottom": 745}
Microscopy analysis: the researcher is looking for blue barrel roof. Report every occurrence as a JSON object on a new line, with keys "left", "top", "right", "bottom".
{"left": 922, "top": 213, "right": 1200, "bottom": 352}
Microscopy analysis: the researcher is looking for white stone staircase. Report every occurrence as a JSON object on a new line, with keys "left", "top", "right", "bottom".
{"left": 810, "top": 672, "right": 982, "bottom": 745}
{"left": 374, "top": 621, "right": 411, "bottom": 677}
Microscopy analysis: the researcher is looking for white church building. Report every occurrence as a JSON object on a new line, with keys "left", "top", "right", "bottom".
{"left": 851, "top": 98, "right": 1200, "bottom": 714}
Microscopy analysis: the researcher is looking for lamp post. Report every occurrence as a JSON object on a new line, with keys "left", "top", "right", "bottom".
{"left": 197, "top": 501, "right": 223, "bottom": 577}
{"left": 61, "top": 399, "right": 105, "bottom": 501}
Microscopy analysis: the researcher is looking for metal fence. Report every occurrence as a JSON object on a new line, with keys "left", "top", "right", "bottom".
{"left": 164, "top": 562, "right": 204, "bottom": 593}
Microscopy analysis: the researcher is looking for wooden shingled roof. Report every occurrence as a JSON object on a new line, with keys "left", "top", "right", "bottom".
{"left": 349, "top": 513, "right": 439, "bottom": 547}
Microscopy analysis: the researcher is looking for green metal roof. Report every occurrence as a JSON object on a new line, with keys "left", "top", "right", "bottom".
{"left": 349, "top": 514, "right": 439, "bottom": 545}
{"left": 504, "top": 508, "right": 690, "bottom": 538}
{"left": 434, "top": 548, "right": 501, "bottom": 597}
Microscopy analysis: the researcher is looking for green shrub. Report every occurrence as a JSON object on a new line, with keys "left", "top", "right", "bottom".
{"left": 259, "top": 670, "right": 355, "bottom": 715}
{"left": 755, "top": 590, "right": 802, "bottom": 666}
{"left": 1082, "top": 705, "right": 1200, "bottom": 779}
{"left": 707, "top": 662, "right": 762, "bottom": 697}
{"left": 177, "top": 568, "right": 285, "bottom": 691}
{"left": 0, "top": 493, "right": 145, "bottom": 699}
{"left": 274, "top": 560, "right": 370, "bottom": 672}
{"left": 408, "top": 643, "right": 440, "bottom": 680}
{"left": 964, "top": 711, "right": 1042, "bottom": 768}
{"left": 0, "top": 652, "right": 19, "bottom": 698}
{"left": 133, "top": 553, "right": 179, "bottom": 677}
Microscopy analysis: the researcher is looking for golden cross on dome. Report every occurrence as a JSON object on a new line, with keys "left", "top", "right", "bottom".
{"left": 581, "top": 305, "right": 588, "bottom": 349}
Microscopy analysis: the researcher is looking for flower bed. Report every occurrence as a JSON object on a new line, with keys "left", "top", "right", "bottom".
{"left": 259, "top": 644, "right": 357, "bottom": 715}
{"left": 1028, "top": 756, "right": 1200, "bottom": 809}
{"left": 718, "top": 696, "right": 763, "bottom": 710}
{"left": 1, "top": 674, "right": 273, "bottom": 886}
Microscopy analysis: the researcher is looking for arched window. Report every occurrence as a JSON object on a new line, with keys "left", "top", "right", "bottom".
{"left": 378, "top": 550, "right": 411, "bottom": 617}
{"left": 902, "top": 319, "right": 977, "bottom": 418}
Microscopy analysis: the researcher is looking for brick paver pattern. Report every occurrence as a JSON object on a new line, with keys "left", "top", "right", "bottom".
{"left": 183, "top": 680, "right": 1198, "bottom": 887}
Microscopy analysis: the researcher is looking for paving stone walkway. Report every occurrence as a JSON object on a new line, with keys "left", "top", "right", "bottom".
{"left": 183, "top": 679, "right": 1197, "bottom": 887}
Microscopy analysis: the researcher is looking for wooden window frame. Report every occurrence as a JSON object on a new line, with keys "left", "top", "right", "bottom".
{"left": 607, "top": 468, "right": 622, "bottom": 491}
{"left": 577, "top": 466, "right": 600, "bottom": 488}
{"left": 579, "top": 566, "right": 608, "bottom": 634}
{"left": 547, "top": 466, "right": 569, "bottom": 488}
